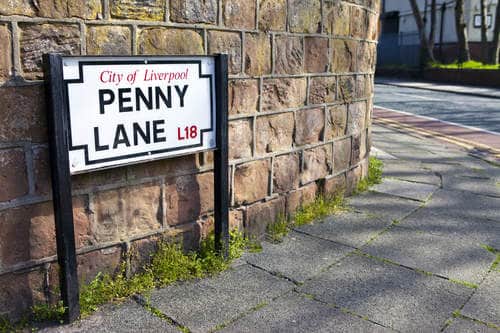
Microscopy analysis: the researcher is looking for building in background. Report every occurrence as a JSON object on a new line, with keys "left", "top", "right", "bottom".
{"left": 378, "top": 0, "right": 499, "bottom": 67}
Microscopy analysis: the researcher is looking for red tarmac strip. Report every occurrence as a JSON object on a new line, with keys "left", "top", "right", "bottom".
{"left": 373, "top": 107, "right": 500, "bottom": 153}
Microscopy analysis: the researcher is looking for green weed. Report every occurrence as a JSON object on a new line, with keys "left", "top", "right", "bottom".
{"left": 31, "top": 301, "right": 66, "bottom": 323}
{"left": 356, "top": 157, "right": 383, "bottom": 193}
{"left": 294, "top": 193, "right": 346, "bottom": 226}
{"left": 448, "top": 279, "right": 478, "bottom": 289}
{"left": 266, "top": 215, "right": 291, "bottom": 242}
{"left": 430, "top": 60, "right": 500, "bottom": 70}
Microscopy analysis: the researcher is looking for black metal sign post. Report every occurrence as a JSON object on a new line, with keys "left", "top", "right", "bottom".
{"left": 43, "top": 53, "right": 230, "bottom": 322}
{"left": 43, "top": 54, "right": 80, "bottom": 323}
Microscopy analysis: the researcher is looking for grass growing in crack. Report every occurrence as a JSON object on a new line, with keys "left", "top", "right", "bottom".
{"left": 481, "top": 244, "right": 500, "bottom": 272}
{"left": 449, "top": 279, "right": 478, "bottom": 289}
{"left": 31, "top": 301, "right": 66, "bottom": 323}
{"left": 294, "top": 193, "right": 346, "bottom": 226}
{"left": 356, "top": 157, "right": 384, "bottom": 193}
{"left": 266, "top": 214, "right": 291, "bottom": 242}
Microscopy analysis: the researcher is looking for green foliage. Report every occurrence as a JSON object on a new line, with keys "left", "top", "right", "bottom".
{"left": 294, "top": 193, "right": 346, "bottom": 226}
{"left": 356, "top": 157, "right": 383, "bottom": 193}
{"left": 31, "top": 301, "right": 66, "bottom": 323}
{"left": 266, "top": 215, "right": 291, "bottom": 242}
{"left": 449, "top": 279, "right": 478, "bottom": 289}
{"left": 430, "top": 60, "right": 500, "bottom": 70}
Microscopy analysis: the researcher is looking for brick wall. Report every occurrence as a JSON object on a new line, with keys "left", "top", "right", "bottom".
{"left": 0, "top": 0, "right": 379, "bottom": 319}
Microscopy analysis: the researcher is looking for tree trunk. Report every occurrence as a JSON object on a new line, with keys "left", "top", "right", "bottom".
{"left": 408, "top": 0, "right": 435, "bottom": 66}
{"left": 429, "top": 0, "right": 437, "bottom": 51}
{"left": 480, "top": 0, "right": 488, "bottom": 62}
{"left": 490, "top": 1, "right": 500, "bottom": 64}
{"left": 454, "top": 0, "right": 471, "bottom": 63}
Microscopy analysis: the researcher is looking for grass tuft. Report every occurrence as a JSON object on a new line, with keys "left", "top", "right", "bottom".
{"left": 356, "top": 157, "right": 383, "bottom": 193}
{"left": 430, "top": 60, "right": 500, "bottom": 70}
{"left": 448, "top": 279, "right": 478, "bottom": 289}
{"left": 266, "top": 214, "right": 291, "bottom": 243}
{"left": 294, "top": 193, "right": 346, "bottom": 226}
{"left": 31, "top": 301, "right": 66, "bottom": 323}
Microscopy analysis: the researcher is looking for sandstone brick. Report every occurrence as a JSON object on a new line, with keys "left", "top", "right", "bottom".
{"left": 301, "top": 144, "right": 332, "bottom": 184}
{"left": 0, "top": 0, "right": 34, "bottom": 16}
{"left": 274, "top": 35, "right": 303, "bottom": 75}
{"left": 367, "top": 13, "right": 379, "bottom": 41}
{"left": 286, "top": 190, "right": 302, "bottom": 215}
{"left": 93, "top": 183, "right": 162, "bottom": 243}
{"left": 331, "top": 39, "right": 357, "bottom": 73}
{"left": 110, "top": 0, "right": 165, "bottom": 21}
{"left": 72, "top": 167, "right": 127, "bottom": 191}
{"left": 262, "top": 78, "right": 306, "bottom": 111}
{"left": 138, "top": 28, "right": 203, "bottom": 55}
{"left": 355, "top": 75, "right": 368, "bottom": 99}
{"left": 300, "top": 182, "right": 318, "bottom": 206}
{"left": 347, "top": 101, "right": 367, "bottom": 135}
{"left": 350, "top": 6, "right": 368, "bottom": 39}
{"left": 324, "top": 2, "right": 350, "bottom": 36}
{"left": 360, "top": 155, "right": 369, "bottom": 179}
{"left": 229, "top": 79, "right": 259, "bottom": 115}
{"left": 223, "top": 0, "right": 256, "bottom": 29}
{"left": 198, "top": 209, "right": 244, "bottom": 239}
{"left": 326, "top": 104, "right": 347, "bottom": 140}
{"left": 333, "top": 137, "right": 351, "bottom": 172}
{"left": 234, "top": 159, "right": 270, "bottom": 204}
{"left": 77, "top": 247, "right": 123, "bottom": 284}
{"left": 258, "top": 0, "right": 286, "bottom": 31}
{"left": 0, "top": 148, "right": 28, "bottom": 202}
{"left": 19, "top": 23, "right": 80, "bottom": 79}
{"left": 323, "top": 173, "right": 347, "bottom": 197}
{"left": 309, "top": 76, "right": 336, "bottom": 105}
{"left": 0, "top": 269, "right": 45, "bottom": 321}
{"left": 0, "top": 198, "right": 91, "bottom": 267}
{"left": 288, "top": 0, "right": 321, "bottom": 33}
{"left": 273, "top": 153, "right": 300, "bottom": 193}
{"left": 0, "top": 0, "right": 101, "bottom": 19}
{"left": 358, "top": 42, "right": 376, "bottom": 73}
{"left": 255, "top": 113, "right": 294, "bottom": 155}
{"left": 0, "top": 85, "right": 47, "bottom": 142}
{"left": 338, "top": 76, "right": 355, "bottom": 102}
{"left": 245, "top": 196, "right": 285, "bottom": 239}
{"left": 304, "top": 37, "right": 329, "bottom": 73}
{"left": 351, "top": 131, "right": 367, "bottom": 165}
{"left": 346, "top": 165, "right": 362, "bottom": 195}
{"left": 165, "top": 173, "right": 213, "bottom": 226}
{"left": 129, "top": 236, "right": 160, "bottom": 274}
{"left": 86, "top": 25, "right": 132, "bottom": 56}
{"left": 0, "top": 25, "right": 12, "bottom": 82}
{"left": 170, "top": 0, "right": 217, "bottom": 24}
{"left": 164, "top": 222, "right": 201, "bottom": 251}
{"left": 244, "top": 33, "right": 271, "bottom": 76}
{"left": 208, "top": 31, "right": 242, "bottom": 75}
{"left": 33, "top": 146, "right": 50, "bottom": 196}
{"left": 229, "top": 119, "right": 253, "bottom": 160}
{"left": 294, "top": 107, "right": 324, "bottom": 146}
{"left": 126, "top": 154, "right": 198, "bottom": 180}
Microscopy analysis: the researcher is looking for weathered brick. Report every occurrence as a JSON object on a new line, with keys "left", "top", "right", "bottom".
{"left": 223, "top": 0, "right": 256, "bottom": 29}
{"left": 0, "top": 269, "right": 45, "bottom": 321}
{"left": 0, "top": 198, "right": 91, "bottom": 267}
{"left": 229, "top": 119, "right": 253, "bottom": 160}
{"left": 0, "top": 0, "right": 101, "bottom": 19}
{"left": 331, "top": 39, "right": 357, "bottom": 73}
{"left": 72, "top": 167, "right": 127, "bottom": 191}
{"left": 33, "top": 146, "right": 50, "bottom": 196}
{"left": 0, "top": 148, "right": 28, "bottom": 202}
{"left": 347, "top": 101, "right": 367, "bottom": 135}
{"left": 294, "top": 107, "right": 324, "bottom": 146}
{"left": 165, "top": 173, "right": 213, "bottom": 226}
{"left": 358, "top": 42, "right": 376, "bottom": 73}
{"left": 77, "top": 247, "right": 123, "bottom": 284}
{"left": 346, "top": 165, "right": 362, "bottom": 195}
{"left": 262, "top": 78, "right": 307, "bottom": 111}
{"left": 208, "top": 31, "right": 242, "bottom": 75}
{"left": 273, "top": 153, "right": 300, "bottom": 193}
{"left": 333, "top": 137, "right": 351, "bottom": 172}
{"left": 126, "top": 154, "right": 198, "bottom": 180}
{"left": 255, "top": 113, "right": 294, "bottom": 155}
{"left": 93, "top": 183, "right": 162, "bottom": 243}
{"left": 164, "top": 222, "right": 201, "bottom": 251}
{"left": 110, "top": 0, "right": 165, "bottom": 21}
{"left": 129, "top": 236, "right": 160, "bottom": 274}
{"left": 234, "top": 159, "right": 270, "bottom": 204}
{"left": 86, "top": 25, "right": 132, "bottom": 55}
{"left": 274, "top": 35, "right": 303, "bottom": 75}
{"left": 286, "top": 183, "right": 319, "bottom": 215}
{"left": 259, "top": 0, "right": 286, "bottom": 31}
{"left": 228, "top": 79, "right": 259, "bottom": 115}
{"left": 300, "top": 182, "right": 318, "bottom": 206}
{"left": 301, "top": 144, "right": 332, "bottom": 184}
{"left": 0, "top": 25, "right": 12, "bottom": 82}
{"left": 309, "top": 76, "right": 336, "bottom": 105}
{"left": 351, "top": 130, "right": 367, "bottom": 165}
{"left": 338, "top": 76, "right": 355, "bottom": 103}
{"left": 170, "top": 0, "right": 217, "bottom": 24}
{"left": 350, "top": 6, "right": 368, "bottom": 39}
{"left": 326, "top": 104, "right": 347, "bottom": 140}
{"left": 19, "top": 23, "right": 80, "bottom": 79}
{"left": 199, "top": 210, "right": 244, "bottom": 238}
{"left": 325, "top": 1, "right": 350, "bottom": 36}
{"left": 138, "top": 28, "right": 203, "bottom": 55}
{"left": 323, "top": 173, "right": 347, "bottom": 197}
{"left": 245, "top": 196, "right": 285, "bottom": 239}
{"left": 0, "top": 0, "right": 34, "bottom": 16}
{"left": 355, "top": 75, "right": 368, "bottom": 99}
{"left": 304, "top": 37, "right": 329, "bottom": 73}
{"left": 244, "top": 33, "right": 271, "bottom": 76}
{"left": 367, "top": 12, "right": 379, "bottom": 41}
{"left": 288, "top": 0, "right": 321, "bottom": 33}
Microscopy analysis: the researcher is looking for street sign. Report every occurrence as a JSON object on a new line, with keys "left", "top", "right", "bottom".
{"left": 61, "top": 57, "right": 217, "bottom": 174}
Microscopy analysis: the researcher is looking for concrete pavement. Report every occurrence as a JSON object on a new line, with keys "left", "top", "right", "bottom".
{"left": 43, "top": 125, "right": 500, "bottom": 332}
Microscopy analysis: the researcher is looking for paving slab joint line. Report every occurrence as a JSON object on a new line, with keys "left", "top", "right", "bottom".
{"left": 371, "top": 187, "right": 436, "bottom": 203}
{"left": 451, "top": 311, "right": 500, "bottom": 331}
{"left": 244, "top": 261, "right": 303, "bottom": 286}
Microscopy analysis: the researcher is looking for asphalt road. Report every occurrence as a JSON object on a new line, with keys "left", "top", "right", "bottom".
{"left": 374, "top": 84, "right": 500, "bottom": 134}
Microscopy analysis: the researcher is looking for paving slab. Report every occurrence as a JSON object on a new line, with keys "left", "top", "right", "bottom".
{"left": 442, "top": 175, "right": 500, "bottom": 198}
{"left": 422, "top": 189, "right": 500, "bottom": 222}
{"left": 382, "top": 160, "right": 441, "bottom": 185}
{"left": 401, "top": 207, "right": 500, "bottom": 250}
{"left": 443, "top": 318, "right": 499, "bottom": 333}
{"left": 347, "top": 191, "right": 421, "bottom": 222}
{"left": 462, "top": 272, "right": 500, "bottom": 327}
{"left": 244, "top": 231, "right": 352, "bottom": 283}
{"left": 220, "top": 292, "right": 392, "bottom": 333}
{"left": 295, "top": 212, "right": 392, "bottom": 248}
{"left": 371, "top": 178, "right": 439, "bottom": 202}
{"left": 371, "top": 147, "right": 398, "bottom": 160}
{"left": 298, "top": 254, "right": 472, "bottom": 332}
{"left": 361, "top": 226, "right": 495, "bottom": 284}
{"left": 147, "top": 264, "right": 294, "bottom": 333}
{"left": 40, "top": 301, "right": 179, "bottom": 333}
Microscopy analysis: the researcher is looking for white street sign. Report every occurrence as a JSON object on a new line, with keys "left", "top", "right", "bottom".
{"left": 62, "top": 56, "right": 216, "bottom": 174}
